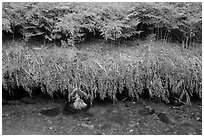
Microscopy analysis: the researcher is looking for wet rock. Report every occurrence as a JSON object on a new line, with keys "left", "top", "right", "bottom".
{"left": 157, "top": 113, "right": 176, "bottom": 124}
{"left": 39, "top": 107, "right": 60, "bottom": 117}
{"left": 157, "top": 113, "right": 169, "bottom": 124}
{"left": 138, "top": 106, "right": 155, "bottom": 116}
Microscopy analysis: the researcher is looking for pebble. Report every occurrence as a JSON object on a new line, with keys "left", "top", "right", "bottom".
{"left": 196, "top": 117, "right": 202, "bottom": 122}
{"left": 81, "top": 123, "right": 94, "bottom": 129}
{"left": 130, "top": 129, "right": 133, "bottom": 132}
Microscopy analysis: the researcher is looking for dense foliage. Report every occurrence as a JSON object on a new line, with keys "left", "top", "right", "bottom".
{"left": 2, "top": 2, "right": 202, "bottom": 105}
{"left": 2, "top": 41, "right": 202, "bottom": 105}
{"left": 2, "top": 2, "right": 202, "bottom": 47}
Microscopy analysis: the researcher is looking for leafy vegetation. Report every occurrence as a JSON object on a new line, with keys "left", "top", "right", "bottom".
{"left": 2, "top": 40, "right": 202, "bottom": 105}
{"left": 2, "top": 2, "right": 202, "bottom": 47}
{"left": 2, "top": 2, "right": 202, "bottom": 105}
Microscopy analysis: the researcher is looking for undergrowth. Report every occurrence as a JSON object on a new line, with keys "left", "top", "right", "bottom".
{"left": 2, "top": 2, "right": 202, "bottom": 47}
{"left": 2, "top": 41, "right": 202, "bottom": 105}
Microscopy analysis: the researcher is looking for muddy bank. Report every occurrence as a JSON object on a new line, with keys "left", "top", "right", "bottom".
{"left": 2, "top": 96, "right": 202, "bottom": 135}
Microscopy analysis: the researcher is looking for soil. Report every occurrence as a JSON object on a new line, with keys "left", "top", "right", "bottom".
{"left": 2, "top": 96, "right": 202, "bottom": 135}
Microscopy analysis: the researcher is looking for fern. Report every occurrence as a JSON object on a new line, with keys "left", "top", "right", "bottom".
{"left": 2, "top": 2, "right": 202, "bottom": 46}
